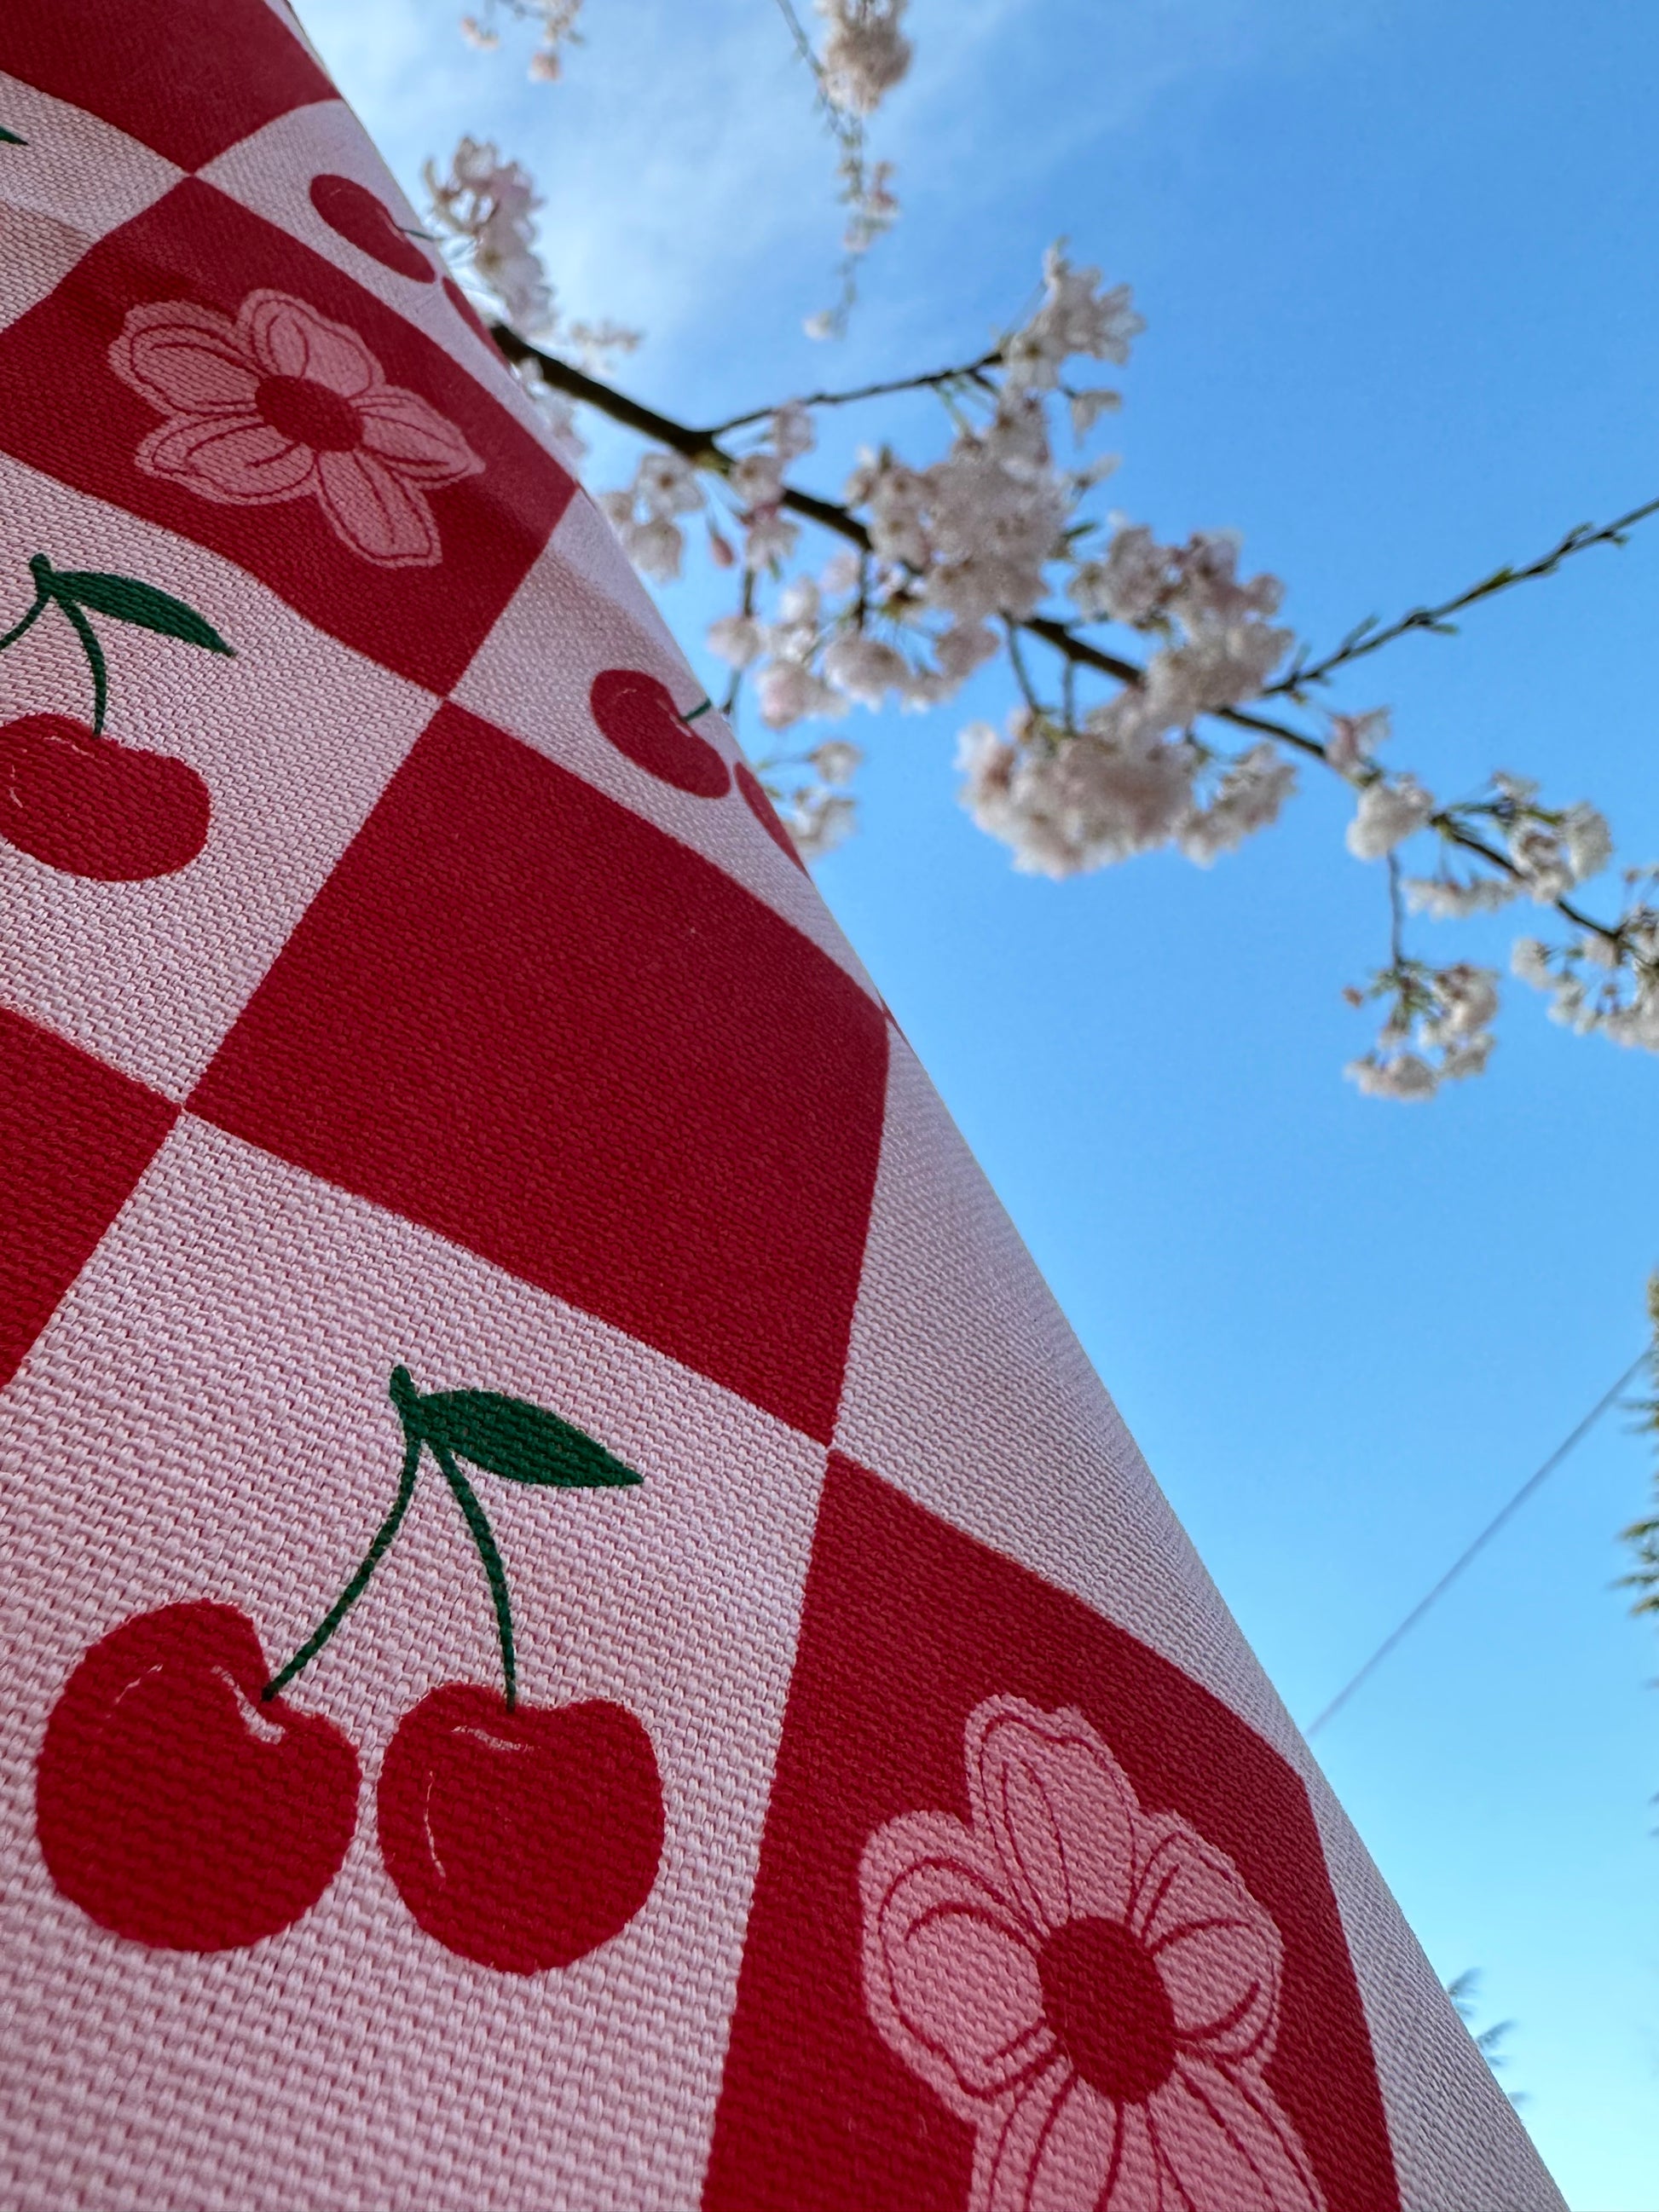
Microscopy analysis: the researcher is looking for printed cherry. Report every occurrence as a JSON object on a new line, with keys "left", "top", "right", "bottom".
{"left": 257, "top": 1366, "right": 657, "bottom": 1972}
{"left": 735, "top": 760, "right": 806, "bottom": 867}
{"left": 0, "top": 713, "right": 210, "bottom": 880}
{"left": 36, "top": 1602, "right": 360, "bottom": 1952}
{"left": 379, "top": 1684, "right": 663, "bottom": 1972}
{"left": 0, "top": 554, "right": 230, "bottom": 881}
{"left": 590, "top": 667, "right": 731, "bottom": 796}
{"left": 309, "top": 173, "right": 435, "bottom": 283}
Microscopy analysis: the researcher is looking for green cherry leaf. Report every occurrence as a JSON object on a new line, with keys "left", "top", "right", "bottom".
{"left": 51, "top": 570, "right": 233, "bottom": 656}
{"left": 419, "top": 1390, "right": 643, "bottom": 1489}
{"left": 0, "top": 129, "right": 26, "bottom": 147}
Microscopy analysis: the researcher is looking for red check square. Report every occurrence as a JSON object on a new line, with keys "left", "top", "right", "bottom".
{"left": 0, "top": 179, "right": 574, "bottom": 694}
{"left": 188, "top": 704, "right": 889, "bottom": 1438}
{"left": 704, "top": 1454, "right": 1400, "bottom": 2212}
{"left": 0, "top": 0, "right": 335, "bottom": 174}
{"left": 0, "top": 1006, "right": 177, "bottom": 1389}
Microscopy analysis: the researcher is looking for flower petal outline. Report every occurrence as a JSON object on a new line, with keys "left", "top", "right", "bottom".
{"left": 136, "top": 414, "right": 316, "bottom": 504}
{"left": 356, "top": 384, "right": 484, "bottom": 482}
{"left": 1132, "top": 1817, "right": 1280, "bottom": 2065}
{"left": 242, "top": 290, "right": 379, "bottom": 397}
{"left": 862, "top": 1698, "right": 1328, "bottom": 2212}
{"left": 968, "top": 1698, "right": 1138, "bottom": 1934}
{"left": 862, "top": 1811, "right": 1052, "bottom": 2117}
{"left": 315, "top": 448, "right": 442, "bottom": 566}
{"left": 109, "top": 300, "right": 259, "bottom": 415}
{"left": 1147, "top": 2058, "right": 1324, "bottom": 2212}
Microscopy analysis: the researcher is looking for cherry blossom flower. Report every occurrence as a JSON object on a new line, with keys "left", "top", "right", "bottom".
{"left": 810, "top": 737, "right": 863, "bottom": 784}
{"left": 1344, "top": 960, "right": 1500, "bottom": 1097}
{"left": 1181, "top": 743, "right": 1298, "bottom": 863}
{"left": 1499, "top": 788, "right": 1613, "bottom": 901}
{"left": 758, "top": 659, "right": 845, "bottom": 730}
{"left": 1403, "top": 869, "right": 1519, "bottom": 919}
{"left": 1003, "top": 244, "right": 1144, "bottom": 392}
{"left": 823, "top": 629, "right": 909, "bottom": 706}
{"left": 707, "top": 612, "right": 765, "bottom": 667}
{"left": 817, "top": 0, "right": 912, "bottom": 116}
{"left": 785, "top": 784, "right": 858, "bottom": 858}
{"left": 1345, "top": 773, "right": 1437, "bottom": 859}
{"left": 1512, "top": 878, "right": 1659, "bottom": 1048}
{"left": 109, "top": 292, "right": 483, "bottom": 569}
{"left": 744, "top": 509, "right": 801, "bottom": 571}
{"left": 1327, "top": 707, "right": 1391, "bottom": 779}
{"left": 861, "top": 1698, "right": 1324, "bottom": 2212}
{"left": 425, "top": 138, "right": 554, "bottom": 334}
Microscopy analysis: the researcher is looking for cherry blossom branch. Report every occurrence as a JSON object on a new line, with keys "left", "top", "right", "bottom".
{"left": 490, "top": 320, "right": 1629, "bottom": 953}
{"left": 707, "top": 352, "right": 1001, "bottom": 436}
{"left": 1270, "top": 494, "right": 1659, "bottom": 700}
{"left": 494, "top": 324, "right": 1142, "bottom": 659}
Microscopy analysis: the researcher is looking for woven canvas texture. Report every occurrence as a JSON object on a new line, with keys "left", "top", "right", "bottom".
{"left": 0, "top": 9, "right": 1562, "bottom": 2207}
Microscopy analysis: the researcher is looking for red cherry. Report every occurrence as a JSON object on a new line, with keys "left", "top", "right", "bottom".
{"left": 442, "top": 275, "right": 497, "bottom": 348}
{"left": 589, "top": 669, "right": 731, "bottom": 798}
{"left": 378, "top": 1683, "right": 663, "bottom": 1972}
{"left": 735, "top": 760, "right": 806, "bottom": 868}
{"left": 309, "top": 174, "right": 436, "bottom": 283}
{"left": 36, "top": 1603, "right": 360, "bottom": 1953}
{"left": 0, "top": 714, "right": 210, "bottom": 881}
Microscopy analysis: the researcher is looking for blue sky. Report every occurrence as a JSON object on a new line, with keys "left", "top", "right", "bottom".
{"left": 297, "top": 1, "right": 1659, "bottom": 2198}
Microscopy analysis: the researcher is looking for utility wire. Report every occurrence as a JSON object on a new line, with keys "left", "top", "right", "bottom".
{"left": 1304, "top": 1351, "right": 1649, "bottom": 1739}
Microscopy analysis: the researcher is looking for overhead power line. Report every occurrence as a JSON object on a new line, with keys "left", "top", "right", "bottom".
{"left": 1304, "top": 1352, "right": 1649, "bottom": 1740}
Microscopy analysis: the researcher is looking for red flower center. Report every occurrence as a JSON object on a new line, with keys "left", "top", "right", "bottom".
{"left": 256, "top": 374, "right": 363, "bottom": 453}
{"left": 1038, "top": 1915, "right": 1177, "bottom": 2103}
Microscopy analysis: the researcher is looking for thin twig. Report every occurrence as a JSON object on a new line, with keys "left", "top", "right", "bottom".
{"left": 1004, "top": 618, "right": 1042, "bottom": 716}
{"left": 722, "top": 566, "right": 754, "bottom": 720}
{"left": 1387, "top": 853, "right": 1407, "bottom": 967}
{"left": 708, "top": 352, "right": 1003, "bottom": 437}
{"left": 1273, "top": 496, "right": 1659, "bottom": 698}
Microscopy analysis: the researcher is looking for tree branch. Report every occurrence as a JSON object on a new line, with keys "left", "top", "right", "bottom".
{"left": 707, "top": 352, "right": 1003, "bottom": 436}
{"left": 490, "top": 321, "right": 1629, "bottom": 951}
{"left": 1271, "top": 495, "right": 1659, "bottom": 698}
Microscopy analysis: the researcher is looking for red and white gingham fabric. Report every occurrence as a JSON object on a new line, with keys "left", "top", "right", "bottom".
{"left": 0, "top": 8, "right": 1562, "bottom": 2207}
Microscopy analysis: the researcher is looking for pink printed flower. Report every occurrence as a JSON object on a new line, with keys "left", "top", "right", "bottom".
{"left": 109, "top": 291, "right": 483, "bottom": 568}
{"left": 860, "top": 1698, "right": 1326, "bottom": 2212}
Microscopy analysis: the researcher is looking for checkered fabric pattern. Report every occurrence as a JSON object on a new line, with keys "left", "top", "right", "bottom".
{"left": 0, "top": 9, "right": 1562, "bottom": 2207}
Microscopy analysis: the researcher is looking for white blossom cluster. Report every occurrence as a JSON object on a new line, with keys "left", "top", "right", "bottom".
{"left": 425, "top": 72, "right": 1651, "bottom": 1095}
{"left": 459, "top": 0, "right": 582, "bottom": 82}
{"left": 709, "top": 556, "right": 1001, "bottom": 735}
{"left": 425, "top": 137, "right": 638, "bottom": 456}
{"left": 1512, "top": 876, "right": 1659, "bottom": 1050}
{"left": 957, "top": 711, "right": 1295, "bottom": 879}
{"left": 816, "top": 0, "right": 912, "bottom": 116}
{"left": 1344, "top": 962, "right": 1500, "bottom": 1100}
{"left": 704, "top": 249, "right": 1151, "bottom": 742}
{"left": 751, "top": 738, "right": 865, "bottom": 860}
{"left": 598, "top": 448, "right": 705, "bottom": 584}
{"left": 1004, "top": 244, "right": 1144, "bottom": 395}
{"left": 424, "top": 139, "right": 555, "bottom": 334}
{"left": 848, "top": 399, "right": 1068, "bottom": 624}
{"left": 950, "top": 509, "right": 1293, "bottom": 877}
{"left": 1388, "top": 775, "right": 1610, "bottom": 910}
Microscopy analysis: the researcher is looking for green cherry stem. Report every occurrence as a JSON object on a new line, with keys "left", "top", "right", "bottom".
{"left": 429, "top": 1435, "right": 518, "bottom": 1710}
{"left": 258, "top": 1365, "right": 523, "bottom": 1708}
{"left": 682, "top": 696, "right": 714, "bottom": 721}
{"left": 0, "top": 589, "right": 48, "bottom": 654}
{"left": 262, "top": 1418, "right": 424, "bottom": 1701}
{"left": 8, "top": 558, "right": 111, "bottom": 735}
{"left": 49, "top": 589, "right": 110, "bottom": 736}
